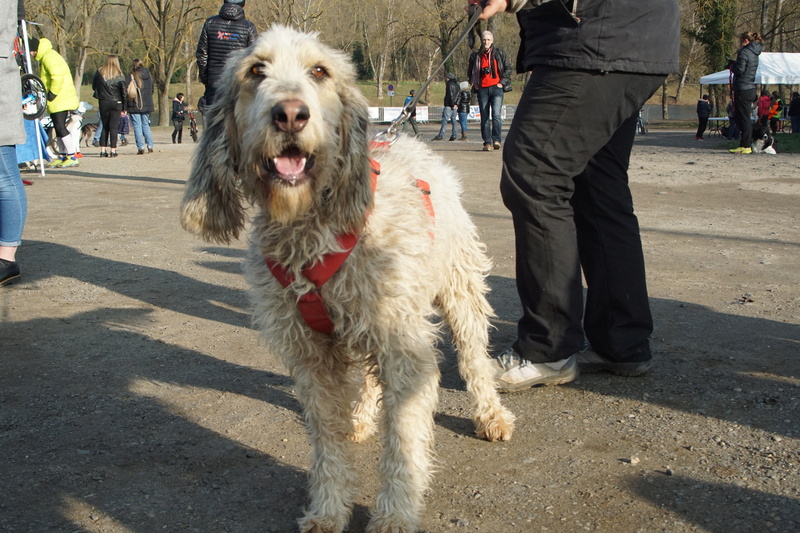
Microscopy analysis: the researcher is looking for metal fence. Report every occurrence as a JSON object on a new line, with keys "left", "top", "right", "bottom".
{"left": 369, "top": 105, "right": 518, "bottom": 124}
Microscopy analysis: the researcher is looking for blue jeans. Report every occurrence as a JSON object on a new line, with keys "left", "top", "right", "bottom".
{"left": 458, "top": 112, "right": 468, "bottom": 133}
{"left": 501, "top": 67, "right": 664, "bottom": 364}
{"left": 0, "top": 145, "right": 27, "bottom": 247}
{"left": 130, "top": 113, "right": 154, "bottom": 150}
{"left": 437, "top": 107, "right": 458, "bottom": 139}
{"left": 93, "top": 121, "right": 102, "bottom": 143}
{"left": 476, "top": 84, "right": 504, "bottom": 144}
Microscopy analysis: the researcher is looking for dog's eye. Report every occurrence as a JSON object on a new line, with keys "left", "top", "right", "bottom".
{"left": 311, "top": 66, "right": 327, "bottom": 80}
{"left": 249, "top": 64, "right": 265, "bottom": 77}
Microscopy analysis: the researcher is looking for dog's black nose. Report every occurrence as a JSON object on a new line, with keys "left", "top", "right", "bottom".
{"left": 272, "top": 99, "right": 310, "bottom": 133}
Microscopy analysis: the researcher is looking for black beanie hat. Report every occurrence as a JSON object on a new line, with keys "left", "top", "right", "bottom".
{"left": 28, "top": 37, "right": 39, "bottom": 53}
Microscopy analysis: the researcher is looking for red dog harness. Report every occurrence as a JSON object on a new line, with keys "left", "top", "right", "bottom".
{"left": 265, "top": 157, "right": 433, "bottom": 334}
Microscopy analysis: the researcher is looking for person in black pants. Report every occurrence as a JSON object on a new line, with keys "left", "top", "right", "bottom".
{"left": 92, "top": 55, "right": 127, "bottom": 157}
{"left": 696, "top": 94, "right": 712, "bottom": 140}
{"left": 477, "top": 0, "right": 680, "bottom": 392}
{"left": 729, "top": 32, "right": 763, "bottom": 154}
{"left": 172, "top": 93, "right": 185, "bottom": 144}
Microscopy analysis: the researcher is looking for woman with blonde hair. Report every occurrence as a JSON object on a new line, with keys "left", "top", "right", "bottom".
{"left": 92, "top": 55, "right": 127, "bottom": 157}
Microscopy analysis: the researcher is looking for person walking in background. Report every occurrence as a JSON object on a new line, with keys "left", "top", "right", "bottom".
{"left": 196, "top": 0, "right": 257, "bottom": 107}
{"left": 476, "top": 0, "right": 679, "bottom": 391}
{"left": 788, "top": 91, "right": 800, "bottom": 134}
{"left": 92, "top": 54, "right": 127, "bottom": 158}
{"left": 457, "top": 81, "right": 471, "bottom": 141}
{"left": 28, "top": 36, "right": 80, "bottom": 168}
{"left": 468, "top": 31, "right": 512, "bottom": 151}
{"left": 172, "top": 93, "right": 186, "bottom": 144}
{"left": 431, "top": 73, "right": 461, "bottom": 142}
{"left": 1, "top": 0, "right": 27, "bottom": 286}
{"left": 729, "top": 32, "right": 763, "bottom": 154}
{"left": 402, "top": 89, "right": 421, "bottom": 137}
{"left": 695, "top": 94, "right": 711, "bottom": 140}
{"left": 127, "top": 58, "right": 155, "bottom": 154}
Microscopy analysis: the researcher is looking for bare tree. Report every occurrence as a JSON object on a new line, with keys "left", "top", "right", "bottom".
{"left": 26, "top": 0, "right": 123, "bottom": 95}
{"left": 127, "top": 0, "right": 205, "bottom": 125}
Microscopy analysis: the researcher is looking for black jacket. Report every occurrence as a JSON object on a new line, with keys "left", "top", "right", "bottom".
{"left": 731, "top": 41, "right": 762, "bottom": 92}
{"left": 195, "top": 3, "right": 257, "bottom": 89}
{"left": 92, "top": 71, "right": 126, "bottom": 108}
{"left": 696, "top": 99, "right": 711, "bottom": 119}
{"left": 457, "top": 90, "right": 471, "bottom": 114}
{"left": 172, "top": 99, "right": 186, "bottom": 122}
{"left": 125, "top": 66, "right": 155, "bottom": 115}
{"left": 468, "top": 46, "right": 513, "bottom": 89}
{"left": 443, "top": 78, "right": 461, "bottom": 107}
{"left": 788, "top": 96, "right": 800, "bottom": 118}
{"left": 510, "top": 0, "right": 679, "bottom": 75}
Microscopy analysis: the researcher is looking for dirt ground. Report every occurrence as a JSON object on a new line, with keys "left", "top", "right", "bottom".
{"left": 1, "top": 123, "right": 799, "bottom": 533}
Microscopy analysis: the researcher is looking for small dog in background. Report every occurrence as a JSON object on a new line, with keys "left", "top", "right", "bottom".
{"left": 752, "top": 123, "right": 777, "bottom": 154}
{"left": 44, "top": 102, "right": 92, "bottom": 159}
{"left": 80, "top": 122, "right": 98, "bottom": 147}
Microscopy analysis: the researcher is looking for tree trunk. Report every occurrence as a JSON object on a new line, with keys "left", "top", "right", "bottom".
{"left": 661, "top": 81, "right": 669, "bottom": 120}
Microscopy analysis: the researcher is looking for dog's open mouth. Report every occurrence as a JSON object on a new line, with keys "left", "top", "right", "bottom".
{"left": 262, "top": 146, "right": 316, "bottom": 186}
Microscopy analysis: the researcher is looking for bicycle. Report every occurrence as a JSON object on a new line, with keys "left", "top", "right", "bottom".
{"left": 14, "top": 22, "right": 47, "bottom": 120}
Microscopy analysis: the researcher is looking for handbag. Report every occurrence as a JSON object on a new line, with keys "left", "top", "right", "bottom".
{"left": 126, "top": 77, "right": 143, "bottom": 109}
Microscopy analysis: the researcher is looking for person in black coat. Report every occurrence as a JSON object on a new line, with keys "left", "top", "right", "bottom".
{"left": 171, "top": 93, "right": 186, "bottom": 144}
{"left": 196, "top": 0, "right": 257, "bottom": 106}
{"left": 92, "top": 54, "right": 127, "bottom": 157}
{"left": 696, "top": 94, "right": 712, "bottom": 140}
{"left": 126, "top": 59, "right": 155, "bottom": 154}
{"left": 431, "top": 73, "right": 461, "bottom": 141}
{"left": 729, "top": 32, "right": 763, "bottom": 153}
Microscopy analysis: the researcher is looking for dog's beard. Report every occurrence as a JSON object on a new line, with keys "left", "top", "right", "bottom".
{"left": 267, "top": 181, "right": 314, "bottom": 225}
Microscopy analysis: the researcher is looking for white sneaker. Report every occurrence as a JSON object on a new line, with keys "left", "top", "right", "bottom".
{"left": 491, "top": 349, "right": 578, "bottom": 392}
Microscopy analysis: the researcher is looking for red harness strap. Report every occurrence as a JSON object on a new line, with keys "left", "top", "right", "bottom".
{"left": 265, "top": 232, "right": 359, "bottom": 334}
{"left": 265, "top": 156, "right": 434, "bottom": 334}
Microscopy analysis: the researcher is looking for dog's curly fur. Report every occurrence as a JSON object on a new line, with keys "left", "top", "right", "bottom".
{"left": 181, "top": 25, "right": 514, "bottom": 533}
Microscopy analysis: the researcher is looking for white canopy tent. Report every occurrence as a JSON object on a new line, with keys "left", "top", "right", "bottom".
{"left": 700, "top": 52, "right": 800, "bottom": 85}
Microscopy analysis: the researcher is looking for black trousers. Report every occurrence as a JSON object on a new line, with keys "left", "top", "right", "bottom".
{"left": 501, "top": 67, "right": 663, "bottom": 364}
{"left": 696, "top": 116, "right": 709, "bottom": 138}
{"left": 733, "top": 88, "right": 757, "bottom": 148}
{"left": 98, "top": 100, "right": 122, "bottom": 149}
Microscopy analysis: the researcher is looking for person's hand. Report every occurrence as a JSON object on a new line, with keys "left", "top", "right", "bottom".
{"left": 477, "top": 0, "right": 508, "bottom": 19}
{"left": 47, "top": 91, "right": 56, "bottom": 102}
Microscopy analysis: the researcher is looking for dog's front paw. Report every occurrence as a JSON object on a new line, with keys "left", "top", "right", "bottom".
{"left": 474, "top": 406, "right": 515, "bottom": 442}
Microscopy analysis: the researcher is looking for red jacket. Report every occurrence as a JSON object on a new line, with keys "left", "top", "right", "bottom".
{"left": 757, "top": 95, "right": 771, "bottom": 117}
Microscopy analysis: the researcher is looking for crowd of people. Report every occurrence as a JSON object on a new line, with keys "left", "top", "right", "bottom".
{"left": 2, "top": 0, "right": 257, "bottom": 288}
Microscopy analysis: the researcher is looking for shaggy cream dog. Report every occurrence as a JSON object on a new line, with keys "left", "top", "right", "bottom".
{"left": 181, "top": 25, "right": 514, "bottom": 533}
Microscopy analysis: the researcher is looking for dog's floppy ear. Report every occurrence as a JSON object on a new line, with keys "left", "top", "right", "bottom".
{"left": 180, "top": 58, "right": 245, "bottom": 244}
{"left": 328, "top": 84, "right": 373, "bottom": 231}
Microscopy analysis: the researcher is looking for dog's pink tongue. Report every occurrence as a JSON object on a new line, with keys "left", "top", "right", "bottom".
{"left": 274, "top": 155, "right": 306, "bottom": 177}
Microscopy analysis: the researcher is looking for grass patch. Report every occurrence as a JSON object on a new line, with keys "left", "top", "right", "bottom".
{"left": 774, "top": 132, "right": 800, "bottom": 153}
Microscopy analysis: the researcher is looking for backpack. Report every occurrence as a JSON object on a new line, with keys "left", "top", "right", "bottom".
{"left": 127, "top": 76, "right": 143, "bottom": 110}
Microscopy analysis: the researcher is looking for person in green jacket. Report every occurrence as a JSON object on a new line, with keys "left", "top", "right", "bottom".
{"left": 29, "top": 37, "right": 80, "bottom": 167}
